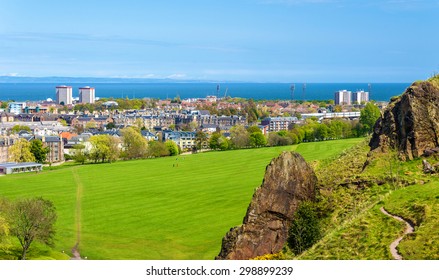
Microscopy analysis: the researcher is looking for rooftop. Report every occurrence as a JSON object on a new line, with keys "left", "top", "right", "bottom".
{"left": 0, "top": 162, "right": 43, "bottom": 168}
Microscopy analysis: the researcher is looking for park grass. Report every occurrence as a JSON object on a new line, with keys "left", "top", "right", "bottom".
{"left": 295, "top": 138, "right": 364, "bottom": 162}
{"left": 0, "top": 138, "right": 362, "bottom": 260}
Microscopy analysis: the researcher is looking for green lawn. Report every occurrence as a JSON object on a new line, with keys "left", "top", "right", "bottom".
{"left": 0, "top": 138, "right": 363, "bottom": 260}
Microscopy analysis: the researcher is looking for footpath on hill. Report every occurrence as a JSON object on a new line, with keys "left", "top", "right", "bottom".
{"left": 380, "top": 207, "right": 414, "bottom": 260}
{"left": 71, "top": 168, "right": 84, "bottom": 260}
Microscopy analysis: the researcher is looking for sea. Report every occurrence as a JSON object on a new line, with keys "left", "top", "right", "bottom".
{"left": 0, "top": 82, "right": 411, "bottom": 102}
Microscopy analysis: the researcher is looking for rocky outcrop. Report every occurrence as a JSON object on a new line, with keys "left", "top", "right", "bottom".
{"left": 369, "top": 80, "right": 439, "bottom": 160}
{"left": 216, "top": 151, "right": 317, "bottom": 260}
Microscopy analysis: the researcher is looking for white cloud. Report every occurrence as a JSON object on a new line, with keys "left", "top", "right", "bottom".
{"left": 166, "top": 73, "right": 187, "bottom": 79}
{"left": 1, "top": 73, "right": 20, "bottom": 77}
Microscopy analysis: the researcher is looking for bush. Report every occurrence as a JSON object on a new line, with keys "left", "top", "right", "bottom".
{"left": 287, "top": 202, "right": 321, "bottom": 255}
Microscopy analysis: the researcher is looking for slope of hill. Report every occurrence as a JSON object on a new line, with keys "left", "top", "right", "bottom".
{"left": 0, "top": 138, "right": 362, "bottom": 260}
{"left": 297, "top": 76, "right": 439, "bottom": 260}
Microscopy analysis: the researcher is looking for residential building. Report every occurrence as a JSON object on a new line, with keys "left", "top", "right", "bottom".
{"left": 71, "top": 116, "right": 113, "bottom": 129}
{"left": 8, "top": 102, "right": 26, "bottom": 114}
{"left": 141, "top": 130, "right": 158, "bottom": 142}
{"left": 36, "top": 135, "right": 64, "bottom": 163}
{"left": 334, "top": 90, "right": 352, "bottom": 105}
{"left": 79, "top": 86, "right": 95, "bottom": 104}
{"left": 261, "top": 117, "right": 298, "bottom": 133}
{"left": 0, "top": 136, "right": 17, "bottom": 162}
{"left": 24, "top": 105, "right": 49, "bottom": 114}
{"left": 56, "top": 85, "right": 73, "bottom": 105}
{"left": 352, "top": 90, "right": 369, "bottom": 104}
{"left": 162, "top": 130, "right": 197, "bottom": 150}
{"left": 0, "top": 112, "right": 15, "bottom": 123}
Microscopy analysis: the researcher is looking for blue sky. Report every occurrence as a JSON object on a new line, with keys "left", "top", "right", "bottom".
{"left": 0, "top": 0, "right": 438, "bottom": 82}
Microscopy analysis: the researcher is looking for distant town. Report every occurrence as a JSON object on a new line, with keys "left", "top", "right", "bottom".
{"left": 0, "top": 85, "right": 386, "bottom": 174}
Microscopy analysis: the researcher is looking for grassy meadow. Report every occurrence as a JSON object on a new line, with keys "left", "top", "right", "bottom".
{"left": 0, "top": 138, "right": 362, "bottom": 260}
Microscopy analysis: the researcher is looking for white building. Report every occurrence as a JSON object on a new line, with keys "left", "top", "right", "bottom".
{"left": 56, "top": 85, "right": 73, "bottom": 105}
{"left": 8, "top": 102, "right": 26, "bottom": 114}
{"left": 334, "top": 90, "right": 352, "bottom": 105}
{"left": 79, "top": 86, "right": 95, "bottom": 104}
{"left": 352, "top": 90, "right": 369, "bottom": 104}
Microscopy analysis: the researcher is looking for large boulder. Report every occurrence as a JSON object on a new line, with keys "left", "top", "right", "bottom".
{"left": 216, "top": 151, "right": 317, "bottom": 260}
{"left": 369, "top": 80, "right": 439, "bottom": 160}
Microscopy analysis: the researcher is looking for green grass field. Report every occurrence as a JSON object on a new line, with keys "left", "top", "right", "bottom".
{"left": 0, "top": 138, "right": 363, "bottom": 260}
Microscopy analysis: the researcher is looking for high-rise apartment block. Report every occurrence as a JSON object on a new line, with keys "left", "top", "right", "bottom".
{"left": 334, "top": 90, "right": 352, "bottom": 105}
{"left": 56, "top": 85, "right": 73, "bottom": 105}
{"left": 352, "top": 90, "right": 369, "bottom": 104}
{"left": 79, "top": 86, "right": 95, "bottom": 104}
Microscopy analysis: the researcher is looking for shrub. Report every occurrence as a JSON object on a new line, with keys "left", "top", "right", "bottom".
{"left": 287, "top": 202, "right": 321, "bottom": 255}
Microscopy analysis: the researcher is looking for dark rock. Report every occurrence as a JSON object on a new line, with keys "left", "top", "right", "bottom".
{"left": 423, "top": 147, "right": 439, "bottom": 157}
{"left": 216, "top": 151, "right": 317, "bottom": 260}
{"left": 369, "top": 81, "right": 439, "bottom": 160}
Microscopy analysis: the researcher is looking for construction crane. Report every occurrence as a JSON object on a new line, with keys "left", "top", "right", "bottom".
{"left": 216, "top": 84, "right": 220, "bottom": 98}
{"left": 223, "top": 88, "right": 228, "bottom": 99}
{"left": 302, "top": 83, "right": 306, "bottom": 100}
{"left": 291, "top": 84, "right": 296, "bottom": 101}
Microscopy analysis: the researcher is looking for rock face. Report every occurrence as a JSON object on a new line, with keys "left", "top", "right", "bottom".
{"left": 216, "top": 151, "right": 317, "bottom": 260}
{"left": 369, "top": 80, "right": 439, "bottom": 160}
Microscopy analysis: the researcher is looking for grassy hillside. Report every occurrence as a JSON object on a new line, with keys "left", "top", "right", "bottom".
{"left": 297, "top": 141, "right": 439, "bottom": 260}
{"left": 0, "top": 138, "right": 362, "bottom": 260}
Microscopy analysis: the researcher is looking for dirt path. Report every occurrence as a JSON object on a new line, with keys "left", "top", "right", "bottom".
{"left": 71, "top": 168, "right": 83, "bottom": 260}
{"left": 380, "top": 207, "right": 414, "bottom": 260}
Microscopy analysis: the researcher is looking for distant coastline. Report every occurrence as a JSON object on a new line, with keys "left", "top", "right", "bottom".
{"left": 0, "top": 76, "right": 411, "bottom": 102}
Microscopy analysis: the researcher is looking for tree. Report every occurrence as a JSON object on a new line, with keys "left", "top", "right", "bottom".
{"left": 165, "top": 140, "right": 179, "bottom": 156}
{"left": 106, "top": 122, "right": 116, "bottom": 130}
{"left": 246, "top": 125, "right": 261, "bottom": 134}
{"left": 89, "top": 135, "right": 120, "bottom": 163}
{"left": 121, "top": 127, "right": 148, "bottom": 159}
{"left": 9, "top": 197, "right": 57, "bottom": 260}
{"left": 58, "top": 119, "right": 68, "bottom": 126}
{"left": 10, "top": 125, "right": 31, "bottom": 134}
{"left": 0, "top": 101, "right": 8, "bottom": 109}
{"left": 30, "top": 139, "right": 50, "bottom": 163}
{"left": 85, "top": 120, "right": 97, "bottom": 130}
{"left": 0, "top": 199, "right": 11, "bottom": 252}
{"left": 249, "top": 131, "right": 267, "bottom": 147}
{"left": 218, "top": 136, "right": 230, "bottom": 151}
{"left": 8, "top": 138, "right": 36, "bottom": 162}
{"left": 72, "top": 144, "right": 88, "bottom": 164}
{"left": 360, "top": 102, "right": 381, "bottom": 135}
{"left": 230, "top": 125, "right": 250, "bottom": 148}
{"left": 209, "top": 132, "right": 221, "bottom": 150}
{"left": 287, "top": 202, "right": 321, "bottom": 255}
{"left": 147, "top": 141, "right": 170, "bottom": 157}
{"left": 195, "top": 130, "right": 208, "bottom": 151}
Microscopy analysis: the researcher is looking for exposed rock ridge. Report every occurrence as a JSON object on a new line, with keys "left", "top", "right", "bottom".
{"left": 216, "top": 151, "right": 317, "bottom": 260}
{"left": 369, "top": 80, "right": 439, "bottom": 160}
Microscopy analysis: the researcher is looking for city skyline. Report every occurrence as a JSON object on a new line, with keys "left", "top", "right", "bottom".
{"left": 1, "top": 0, "right": 438, "bottom": 82}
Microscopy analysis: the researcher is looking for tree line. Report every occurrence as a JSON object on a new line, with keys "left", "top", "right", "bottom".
{"left": 210, "top": 102, "right": 380, "bottom": 150}
{"left": 69, "top": 127, "right": 180, "bottom": 164}
{"left": 67, "top": 102, "right": 381, "bottom": 164}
